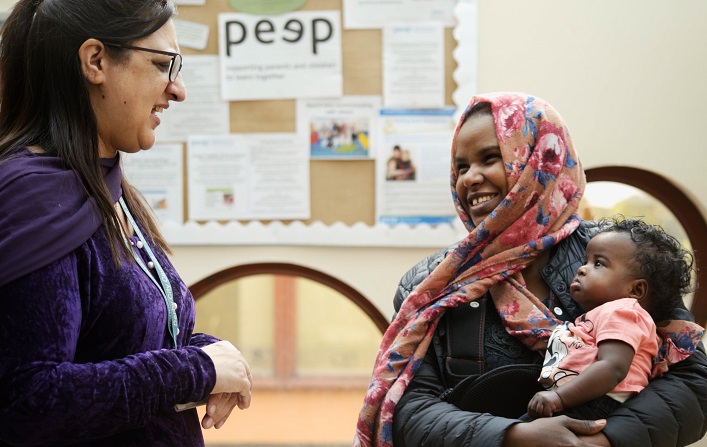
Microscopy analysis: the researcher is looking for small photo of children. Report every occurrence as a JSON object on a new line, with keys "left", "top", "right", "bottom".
{"left": 309, "top": 117, "right": 370, "bottom": 158}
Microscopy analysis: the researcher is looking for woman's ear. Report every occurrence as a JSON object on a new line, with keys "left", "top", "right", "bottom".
{"left": 628, "top": 278, "right": 648, "bottom": 301}
{"left": 78, "top": 38, "right": 107, "bottom": 85}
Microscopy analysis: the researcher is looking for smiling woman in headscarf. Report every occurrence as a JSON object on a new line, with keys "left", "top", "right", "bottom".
{"left": 354, "top": 93, "right": 707, "bottom": 447}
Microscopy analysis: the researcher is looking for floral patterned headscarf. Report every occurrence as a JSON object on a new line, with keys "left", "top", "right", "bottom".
{"left": 354, "top": 93, "right": 586, "bottom": 446}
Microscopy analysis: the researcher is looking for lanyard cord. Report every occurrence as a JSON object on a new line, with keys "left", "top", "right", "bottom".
{"left": 119, "top": 197, "right": 179, "bottom": 348}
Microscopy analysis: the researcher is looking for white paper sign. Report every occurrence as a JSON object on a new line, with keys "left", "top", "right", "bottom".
{"left": 174, "top": 18, "right": 210, "bottom": 51}
{"left": 188, "top": 133, "right": 310, "bottom": 221}
{"left": 155, "top": 55, "right": 230, "bottom": 144}
{"left": 218, "top": 10, "right": 343, "bottom": 101}
{"left": 122, "top": 144, "right": 185, "bottom": 224}
{"left": 376, "top": 108, "right": 458, "bottom": 225}
{"left": 297, "top": 96, "right": 381, "bottom": 159}
{"left": 343, "top": 0, "right": 456, "bottom": 29}
{"left": 383, "top": 23, "right": 445, "bottom": 108}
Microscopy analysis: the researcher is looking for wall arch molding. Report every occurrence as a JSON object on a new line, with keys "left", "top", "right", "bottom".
{"left": 189, "top": 262, "right": 389, "bottom": 333}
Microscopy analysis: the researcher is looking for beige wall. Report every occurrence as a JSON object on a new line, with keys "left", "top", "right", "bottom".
{"left": 172, "top": 0, "right": 707, "bottom": 320}
{"left": 155, "top": 2, "right": 707, "bottom": 445}
{"left": 475, "top": 0, "right": 707, "bottom": 219}
{"left": 170, "top": 2, "right": 707, "bottom": 445}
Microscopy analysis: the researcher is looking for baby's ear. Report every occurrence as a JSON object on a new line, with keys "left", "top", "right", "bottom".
{"left": 628, "top": 279, "right": 648, "bottom": 301}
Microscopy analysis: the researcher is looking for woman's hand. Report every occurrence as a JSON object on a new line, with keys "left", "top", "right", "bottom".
{"left": 503, "top": 416, "right": 607, "bottom": 447}
{"left": 577, "top": 432, "right": 611, "bottom": 447}
{"left": 200, "top": 340, "right": 253, "bottom": 429}
{"left": 201, "top": 392, "right": 245, "bottom": 429}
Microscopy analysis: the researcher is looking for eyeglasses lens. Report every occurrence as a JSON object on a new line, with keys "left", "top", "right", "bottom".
{"left": 170, "top": 54, "right": 183, "bottom": 82}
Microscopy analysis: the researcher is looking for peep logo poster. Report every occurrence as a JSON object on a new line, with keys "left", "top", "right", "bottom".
{"left": 218, "top": 11, "right": 342, "bottom": 101}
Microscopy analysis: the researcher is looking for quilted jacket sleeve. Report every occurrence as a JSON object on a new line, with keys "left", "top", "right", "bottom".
{"left": 601, "top": 308, "right": 707, "bottom": 447}
{"left": 392, "top": 245, "right": 455, "bottom": 318}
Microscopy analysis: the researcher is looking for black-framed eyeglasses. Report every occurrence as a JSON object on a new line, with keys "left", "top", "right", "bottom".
{"left": 103, "top": 42, "right": 183, "bottom": 82}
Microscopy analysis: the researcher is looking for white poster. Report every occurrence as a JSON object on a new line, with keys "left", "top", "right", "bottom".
{"left": 296, "top": 96, "right": 381, "bottom": 159}
{"left": 343, "top": 0, "right": 456, "bottom": 29}
{"left": 376, "top": 108, "right": 458, "bottom": 225}
{"left": 383, "top": 23, "right": 445, "bottom": 108}
{"left": 187, "top": 133, "right": 310, "bottom": 221}
{"left": 218, "top": 11, "right": 343, "bottom": 101}
{"left": 121, "top": 144, "right": 184, "bottom": 224}
{"left": 174, "top": 18, "right": 210, "bottom": 51}
{"left": 155, "top": 55, "right": 229, "bottom": 143}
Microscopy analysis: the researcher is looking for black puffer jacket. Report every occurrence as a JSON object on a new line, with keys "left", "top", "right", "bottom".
{"left": 391, "top": 222, "right": 707, "bottom": 447}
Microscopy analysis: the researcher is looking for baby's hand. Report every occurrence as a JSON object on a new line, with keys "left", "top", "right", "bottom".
{"left": 527, "top": 390, "right": 564, "bottom": 419}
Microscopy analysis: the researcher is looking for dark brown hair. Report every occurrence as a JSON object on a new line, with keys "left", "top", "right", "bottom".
{"left": 0, "top": 0, "right": 176, "bottom": 262}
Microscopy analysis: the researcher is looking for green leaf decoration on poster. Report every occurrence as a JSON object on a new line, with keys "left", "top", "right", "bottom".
{"left": 228, "top": 0, "right": 307, "bottom": 15}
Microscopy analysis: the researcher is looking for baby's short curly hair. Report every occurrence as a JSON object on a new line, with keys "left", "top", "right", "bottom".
{"left": 597, "top": 216, "right": 695, "bottom": 322}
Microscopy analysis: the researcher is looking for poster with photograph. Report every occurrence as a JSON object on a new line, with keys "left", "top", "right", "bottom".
{"left": 297, "top": 96, "right": 380, "bottom": 159}
{"left": 187, "top": 133, "right": 309, "bottom": 221}
{"left": 376, "top": 108, "right": 458, "bottom": 225}
{"left": 121, "top": 144, "right": 184, "bottom": 224}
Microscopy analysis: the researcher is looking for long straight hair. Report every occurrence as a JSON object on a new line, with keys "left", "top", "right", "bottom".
{"left": 0, "top": 0, "right": 176, "bottom": 262}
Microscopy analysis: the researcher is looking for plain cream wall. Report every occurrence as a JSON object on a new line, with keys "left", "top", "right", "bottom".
{"left": 474, "top": 0, "right": 707, "bottom": 218}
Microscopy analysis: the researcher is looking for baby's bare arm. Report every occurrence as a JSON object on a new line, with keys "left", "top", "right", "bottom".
{"left": 554, "top": 340, "right": 635, "bottom": 410}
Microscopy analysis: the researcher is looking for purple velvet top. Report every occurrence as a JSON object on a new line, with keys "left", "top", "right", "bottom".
{"left": 0, "top": 149, "right": 125, "bottom": 288}
{"left": 0, "top": 150, "right": 218, "bottom": 446}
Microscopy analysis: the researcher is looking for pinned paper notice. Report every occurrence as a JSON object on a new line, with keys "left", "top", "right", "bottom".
{"left": 174, "top": 18, "right": 210, "bottom": 51}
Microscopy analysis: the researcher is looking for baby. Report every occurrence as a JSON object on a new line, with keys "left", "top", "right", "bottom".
{"left": 527, "top": 217, "right": 704, "bottom": 420}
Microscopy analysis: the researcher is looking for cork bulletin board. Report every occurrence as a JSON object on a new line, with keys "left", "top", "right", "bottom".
{"left": 176, "top": 0, "right": 458, "bottom": 226}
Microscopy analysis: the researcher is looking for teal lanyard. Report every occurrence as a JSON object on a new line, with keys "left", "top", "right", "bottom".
{"left": 119, "top": 197, "right": 178, "bottom": 348}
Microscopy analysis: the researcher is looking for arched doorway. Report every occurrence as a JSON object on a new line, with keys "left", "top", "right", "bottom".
{"left": 189, "top": 263, "right": 385, "bottom": 446}
{"left": 190, "top": 262, "right": 388, "bottom": 332}
{"left": 585, "top": 167, "right": 707, "bottom": 326}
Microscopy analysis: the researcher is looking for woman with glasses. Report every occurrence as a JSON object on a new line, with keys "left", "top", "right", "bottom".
{"left": 0, "top": 1, "right": 252, "bottom": 445}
